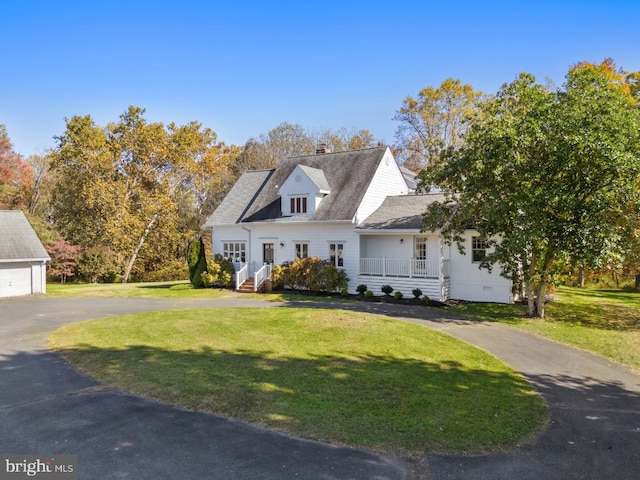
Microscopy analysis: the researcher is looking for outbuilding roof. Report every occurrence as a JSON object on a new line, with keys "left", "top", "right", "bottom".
{"left": 0, "top": 210, "right": 50, "bottom": 261}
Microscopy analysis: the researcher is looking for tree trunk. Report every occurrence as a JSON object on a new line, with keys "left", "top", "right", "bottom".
{"left": 635, "top": 274, "right": 640, "bottom": 290}
{"left": 578, "top": 266, "right": 585, "bottom": 288}
{"left": 122, "top": 213, "right": 159, "bottom": 283}
{"left": 525, "top": 281, "right": 536, "bottom": 316}
{"left": 535, "top": 283, "right": 548, "bottom": 318}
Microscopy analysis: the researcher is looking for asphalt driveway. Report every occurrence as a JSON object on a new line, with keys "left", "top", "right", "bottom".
{"left": 1, "top": 295, "right": 639, "bottom": 479}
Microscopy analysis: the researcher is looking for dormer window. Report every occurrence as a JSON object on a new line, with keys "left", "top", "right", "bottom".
{"left": 290, "top": 196, "right": 308, "bottom": 214}
{"left": 279, "top": 164, "right": 330, "bottom": 217}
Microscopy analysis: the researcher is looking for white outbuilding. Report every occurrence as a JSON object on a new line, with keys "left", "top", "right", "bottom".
{"left": 0, "top": 210, "right": 50, "bottom": 297}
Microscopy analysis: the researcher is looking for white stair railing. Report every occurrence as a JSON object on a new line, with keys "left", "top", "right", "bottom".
{"left": 235, "top": 264, "right": 248, "bottom": 291}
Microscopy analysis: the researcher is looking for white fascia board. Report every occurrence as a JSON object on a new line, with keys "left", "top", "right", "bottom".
{"left": 0, "top": 257, "right": 50, "bottom": 263}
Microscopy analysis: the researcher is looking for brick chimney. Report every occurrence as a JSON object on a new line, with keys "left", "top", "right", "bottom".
{"left": 315, "top": 143, "right": 331, "bottom": 154}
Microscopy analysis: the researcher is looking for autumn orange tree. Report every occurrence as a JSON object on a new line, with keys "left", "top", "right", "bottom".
{"left": 0, "top": 125, "right": 33, "bottom": 210}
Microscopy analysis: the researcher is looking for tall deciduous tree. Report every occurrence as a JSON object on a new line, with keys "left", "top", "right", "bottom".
{"left": 420, "top": 61, "right": 640, "bottom": 317}
{"left": 394, "top": 78, "right": 483, "bottom": 171}
{"left": 51, "top": 106, "right": 230, "bottom": 283}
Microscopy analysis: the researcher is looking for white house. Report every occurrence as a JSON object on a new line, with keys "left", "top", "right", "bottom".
{"left": 204, "top": 146, "right": 513, "bottom": 303}
{"left": 0, "top": 210, "right": 50, "bottom": 297}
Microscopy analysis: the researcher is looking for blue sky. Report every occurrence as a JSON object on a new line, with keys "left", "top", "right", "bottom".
{"left": 2, "top": 0, "right": 638, "bottom": 156}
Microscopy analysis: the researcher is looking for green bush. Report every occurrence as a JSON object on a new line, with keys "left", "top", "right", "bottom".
{"left": 270, "top": 263, "right": 286, "bottom": 290}
{"left": 213, "top": 254, "right": 235, "bottom": 288}
{"left": 188, "top": 238, "right": 208, "bottom": 288}
{"left": 142, "top": 260, "right": 189, "bottom": 282}
{"left": 340, "top": 287, "right": 349, "bottom": 297}
{"left": 394, "top": 291, "right": 404, "bottom": 300}
{"left": 422, "top": 295, "right": 431, "bottom": 304}
{"left": 356, "top": 284, "right": 368, "bottom": 295}
{"left": 76, "top": 246, "right": 121, "bottom": 283}
{"left": 201, "top": 256, "right": 235, "bottom": 288}
{"left": 381, "top": 284, "right": 394, "bottom": 296}
{"left": 364, "top": 290, "right": 374, "bottom": 298}
{"left": 412, "top": 288, "right": 422, "bottom": 299}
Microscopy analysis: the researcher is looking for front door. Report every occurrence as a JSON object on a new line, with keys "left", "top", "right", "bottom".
{"left": 263, "top": 243, "right": 274, "bottom": 265}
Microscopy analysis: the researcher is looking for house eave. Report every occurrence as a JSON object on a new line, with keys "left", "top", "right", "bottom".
{"left": 356, "top": 228, "right": 428, "bottom": 235}
{"left": 0, "top": 257, "right": 50, "bottom": 263}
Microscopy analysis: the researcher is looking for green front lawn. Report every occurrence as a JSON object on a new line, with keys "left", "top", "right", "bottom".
{"left": 49, "top": 308, "right": 546, "bottom": 455}
{"left": 456, "top": 286, "right": 640, "bottom": 372}
{"left": 46, "top": 281, "right": 232, "bottom": 299}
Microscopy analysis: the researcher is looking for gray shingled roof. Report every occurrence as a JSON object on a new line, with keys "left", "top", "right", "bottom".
{"left": 204, "top": 170, "right": 273, "bottom": 226}
{"left": 209, "top": 146, "right": 388, "bottom": 225}
{"left": 0, "top": 211, "right": 50, "bottom": 261}
{"left": 297, "top": 165, "right": 331, "bottom": 192}
{"left": 356, "top": 194, "right": 446, "bottom": 230}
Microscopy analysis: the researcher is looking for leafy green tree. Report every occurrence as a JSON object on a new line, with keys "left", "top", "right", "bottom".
{"left": 420, "top": 61, "right": 640, "bottom": 317}
{"left": 394, "top": 78, "right": 483, "bottom": 171}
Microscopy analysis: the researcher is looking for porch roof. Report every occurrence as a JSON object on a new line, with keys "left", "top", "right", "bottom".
{"left": 356, "top": 193, "right": 446, "bottom": 230}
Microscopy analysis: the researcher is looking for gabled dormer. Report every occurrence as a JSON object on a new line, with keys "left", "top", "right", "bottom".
{"left": 278, "top": 164, "right": 330, "bottom": 216}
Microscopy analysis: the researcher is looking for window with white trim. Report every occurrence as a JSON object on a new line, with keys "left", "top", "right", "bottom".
{"left": 414, "top": 237, "right": 427, "bottom": 260}
{"left": 290, "top": 196, "right": 308, "bottom": 214}
{"left": 329, "top": 243, "right": 344, "bottom": 267}
{"left": 295, "top": 242, "right": 309, "bottom": 259}
{"left": 472, "top": 236, "right": 486, "bottom": 262}
{"left": 223, "top": 242, "right": 246, "bottom": 262}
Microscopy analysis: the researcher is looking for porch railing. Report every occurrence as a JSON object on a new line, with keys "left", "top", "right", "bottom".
{"left": 254, "top": 263, "right": 272, "bottom": 291}
{"left": 360, "top": 258, "right": 449, "bottom": 278}
{"left": 235, "top": 263, "right": 248, "bottom": 290}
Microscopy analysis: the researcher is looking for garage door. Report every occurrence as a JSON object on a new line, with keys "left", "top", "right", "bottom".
{"left": 0, "top": 264, "right": 32, "bottom": 297}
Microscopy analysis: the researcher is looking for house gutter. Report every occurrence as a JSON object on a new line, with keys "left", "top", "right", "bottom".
{"left": 354, "top": 229, "right": 424, "bottom": 235}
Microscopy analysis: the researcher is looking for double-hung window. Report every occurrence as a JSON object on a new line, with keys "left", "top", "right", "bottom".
{"left": 295, "top": 242, "right": 309, "bottom": 259}
{"left": 472, "top": 236, "right": 486, "bottom": 262}
{"left": 329, "top": 243, "right": 344, "bottom": 267}
{"left": 414, "top": 237, "right": 427, "bottom": 260}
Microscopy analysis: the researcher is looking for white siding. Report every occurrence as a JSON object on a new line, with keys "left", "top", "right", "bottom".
{"left": 278, "top": 165, "right": 326, "bottom": 216}
{"left": 448, "top": 231, "right": 513, "bottom": 303}
{"left": 213, "top": 222, "right": 362, "bottom": 291}
{"left": 31, "top": 263, "right": 46, "bottom": 294}
{"left": 356, "top": 276, "right": 443, "bottom": 300}
{"left": 355, "top": 148, "right": 408, "bottom": 225}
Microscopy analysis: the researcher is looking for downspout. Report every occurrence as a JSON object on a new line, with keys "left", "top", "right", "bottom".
{"left": 241, "top": 226, "right": 252, "bottom": 273}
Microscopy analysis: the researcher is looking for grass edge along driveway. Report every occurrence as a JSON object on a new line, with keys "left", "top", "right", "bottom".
{"left": 49, "top": 307, "right": 547, "bottom": 456}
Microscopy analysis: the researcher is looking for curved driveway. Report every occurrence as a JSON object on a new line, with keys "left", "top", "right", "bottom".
{"left": 1, "top": 295, "right": 639, "bottom": 479}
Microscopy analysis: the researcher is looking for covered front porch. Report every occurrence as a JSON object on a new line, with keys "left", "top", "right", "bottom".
{"left": 357, "top": 232, "right": 450, "bottom": 301}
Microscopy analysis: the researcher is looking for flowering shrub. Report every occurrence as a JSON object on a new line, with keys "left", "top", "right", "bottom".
{"left": 271, "top": 257, "right": 348, "bottom": 293}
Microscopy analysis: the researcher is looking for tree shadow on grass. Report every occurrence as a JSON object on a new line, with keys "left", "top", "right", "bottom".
{"left": 546, "top": 300, "right": 640, "bottom": 331}
{"left": 49, "top": 344, "right": 546, "bottom": 455}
